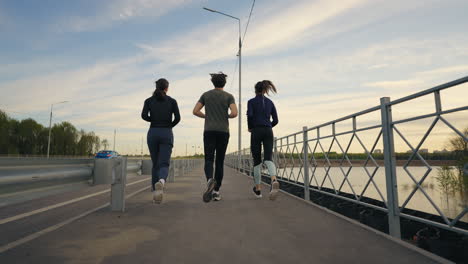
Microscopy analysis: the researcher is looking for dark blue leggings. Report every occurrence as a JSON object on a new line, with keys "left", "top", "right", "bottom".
{"left": 147, "top": 127, "right": 173, "bottom": 191}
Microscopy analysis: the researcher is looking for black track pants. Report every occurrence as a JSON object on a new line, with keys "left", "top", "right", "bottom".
{"left": 250, "top": 127, "right": 274, "bottom": 166}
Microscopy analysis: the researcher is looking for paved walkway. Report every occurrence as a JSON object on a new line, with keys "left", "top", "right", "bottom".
{"left": 0, "top": 166, "right": 442, "bottom": 264}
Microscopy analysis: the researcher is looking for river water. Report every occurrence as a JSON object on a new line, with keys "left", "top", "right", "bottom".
{"left": 277, "top": 166, "right": 468, "bottom": 223}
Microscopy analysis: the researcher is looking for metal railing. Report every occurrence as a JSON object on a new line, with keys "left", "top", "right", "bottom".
{"left": 226, "top": 76, "right": 468, "bottom": 238}
{"left": 168, "top": 159, "right": 202, "bottom": 182}
{"left": 0, "top": 157, "right": 202, "bottom": 187}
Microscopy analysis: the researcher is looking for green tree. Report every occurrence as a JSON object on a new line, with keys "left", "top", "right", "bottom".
{"left": 101, "top": 139, "right": 110, "bottom": 150}
{"left": 436, "top": 166, "right": 457, "bottom": 193}
{"left": 448, "top": 127, "right": 468, "bottom": 177}
{"left": 7, "top": 119, "right": 20, "bottom": 155}
{"left": 17, "top": 118, "right": 44, "bottom": 155}
{"left": 76, "top": 130, "right": 101, "bottom": 156}
{"left": 0, "top": 110, "right": 10, "bottom": 154}
{"left": 93, "top": 134, "right": 101, "bottom": 154}
{"left": 0, "top": 110, "right": 102, "bottom": 156}
{"left": 50, "top": 122, "right": 78, "bottom": 155}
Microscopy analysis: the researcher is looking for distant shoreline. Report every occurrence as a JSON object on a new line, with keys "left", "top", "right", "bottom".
{"left": 278, "top": 159, "right": 457, "bottom": 167}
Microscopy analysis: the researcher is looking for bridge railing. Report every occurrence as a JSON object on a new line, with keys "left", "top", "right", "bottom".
{"left": 168, "top": 159, "right": 202, "bottom": 182}
{"left": 226, "top": 76, "right": 468, "bottom": 238}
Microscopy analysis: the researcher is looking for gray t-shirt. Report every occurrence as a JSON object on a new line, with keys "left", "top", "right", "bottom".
{"left": 199, "top": 89, "right": 235, "bottom": 133}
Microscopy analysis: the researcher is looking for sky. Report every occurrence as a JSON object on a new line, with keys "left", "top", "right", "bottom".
{"left": 0, "top": 0, "right": 467, "bottom": 156}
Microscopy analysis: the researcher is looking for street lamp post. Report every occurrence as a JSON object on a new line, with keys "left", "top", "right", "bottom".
{"left": 47, "top": 101, "right": 69, "bottom": 158}
{"left": 192, "top": 145, "right": 201, "bottom": 155}
{"left": 203, "top": 7, "right": 242, "bottom": 170}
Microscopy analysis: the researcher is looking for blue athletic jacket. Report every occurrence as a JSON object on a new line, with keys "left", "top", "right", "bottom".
{"left": 247, "top": 95, "right": 278, "bottom": 130}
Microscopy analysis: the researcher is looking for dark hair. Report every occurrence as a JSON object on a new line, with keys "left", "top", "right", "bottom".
{"left": 255, "top": 80, "right": 277, "bottom": 95}
{"left": 210, "top": 72, "right": 227, "bottom": 88}
{"left": 153, "top": 78, "right": 169, "bottom": 101}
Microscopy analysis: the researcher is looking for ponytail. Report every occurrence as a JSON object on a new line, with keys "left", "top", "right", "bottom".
{"left": 255, "top": 80, "right": 277, "bottom": 95}
{"left": 153, "top": 78, "right": 169, "bottom": 101}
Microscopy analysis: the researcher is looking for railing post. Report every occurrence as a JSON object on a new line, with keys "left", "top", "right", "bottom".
{"left": 303, "top": 127, "right": 310, "bottom": 201}
{"left": 380, "top": 97, "right": 401, "bottom": 239}
{"left": 273, "top": 137, "right": 278, "bottom": 175}
{"left": 242, "top": 149, "right": 247, "bottom": 175}
{"left": 168, "top": 160, "right": 175, "bottom": 182}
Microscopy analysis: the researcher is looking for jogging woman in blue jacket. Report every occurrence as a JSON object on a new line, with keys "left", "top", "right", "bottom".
{"left": 247, "top": 80, "right": 279, "bottom": 200}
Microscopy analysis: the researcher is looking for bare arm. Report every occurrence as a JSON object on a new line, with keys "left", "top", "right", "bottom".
{"left": 193, "top": 102, "right": 205, "bottom": 119}
{"left": 229, "top": 103, "right": 238, "bottom": 118}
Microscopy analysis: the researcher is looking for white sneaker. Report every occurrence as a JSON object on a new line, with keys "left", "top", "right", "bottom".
{"left": 269, "top": 181, "right": 280, "bottom": 201}
{"left": 212, "top": 191, "right": 221, "bottom": 201}
{"left": 153, "top": 181, "right": 164, "bottom": 204}
{"left": 252, "top": 187, "right": 262, "bottom": 199}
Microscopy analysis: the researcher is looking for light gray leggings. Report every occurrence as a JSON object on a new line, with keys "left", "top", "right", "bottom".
{"left": 253, "top": 160, "right": 276, "bottom": 185}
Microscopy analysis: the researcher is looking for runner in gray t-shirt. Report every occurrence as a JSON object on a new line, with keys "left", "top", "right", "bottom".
{"left": 198, "top": 89, "right": 235, "bottom": 133}
{"left": 193, "top": 72, "right": 238, "bottom": 202}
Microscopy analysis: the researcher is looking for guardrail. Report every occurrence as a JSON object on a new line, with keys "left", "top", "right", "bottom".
{"left": 0, "top": 157, "right": 201, "bottom": 188}
{"left": 226, "top": 76, "right": 468, "bottom": 239}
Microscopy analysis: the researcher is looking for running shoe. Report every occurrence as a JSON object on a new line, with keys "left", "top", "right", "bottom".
{"left": 252, "top": 187, "right": 262, "bottom": 199}
{"left": 212, "top": 191, "right": 221, "bottom": 201}
{"left": 269, "top": 180, "right": 280, "bottom": 201}
{"left": 154, "top": 181, "right": 164, "bottom": 204}
{"left": 203, "top": 178, "right": 216, "bottom": 203}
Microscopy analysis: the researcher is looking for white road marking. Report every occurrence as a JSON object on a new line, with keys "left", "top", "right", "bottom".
{"left": 0, "top": 181, "right": 87, "bottom": 199}
{"left": 0, "top": 177, "right": 149, "bottom": 225}
{"left": 0, "top": 185, "right": 150, "bottom": 254}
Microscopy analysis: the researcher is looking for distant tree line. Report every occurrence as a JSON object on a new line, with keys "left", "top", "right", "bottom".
{"left": 277, "top": 151, "right": 461, "bottom": 161}
{"left": 0, "top": 110, "right": 107, "bottom": 156}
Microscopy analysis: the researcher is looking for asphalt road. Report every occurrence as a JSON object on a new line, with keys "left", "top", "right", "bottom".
{"left": 0, "top": 174, "right": 151, "bottom": 252}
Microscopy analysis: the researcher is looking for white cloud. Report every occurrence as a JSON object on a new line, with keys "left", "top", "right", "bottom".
{"left": 138, "top": 0, "right": 371, "bottom": 65}
{"left": 417, "top": 65, "right": 468, "bottom": 77}
{"left": 368, "top": 64, "right": 389, "bottom": 70}
{"left": 363, "top": 79, "right": 424, "bottom": 90}
{"left": 362, "top": 64, "right": 468, "bottom": 95}
{"left": 136, "top": 0, "right": 447, "bottom": 67}
{"left": 4, "top": 33, "right": 468, "bottom": 155}
{"left": 56, "top": 0, "right": 196, "bottom": 32}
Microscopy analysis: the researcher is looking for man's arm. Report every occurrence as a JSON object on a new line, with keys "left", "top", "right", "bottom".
{"left": 193, "top": 102, "right": 205, "bottom": 119}
{"left": 229, "top": 103, "right": 238, "bottom": 118}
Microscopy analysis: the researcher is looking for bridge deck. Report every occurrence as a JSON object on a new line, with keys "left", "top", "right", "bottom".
{"left": 0, "top": 166, "right": 441, "bottom": 263}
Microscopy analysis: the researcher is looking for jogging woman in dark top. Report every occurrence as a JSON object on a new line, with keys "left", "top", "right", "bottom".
{"left": 247, "top": 80, "right": 279, "bottom": 200}
{"left": 141, "top": 78, "right": 180, "bottom": 204}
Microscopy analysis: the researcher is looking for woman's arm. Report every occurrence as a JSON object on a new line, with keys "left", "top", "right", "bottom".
{"left": 247, "top": 100, "right": 254, "bottom": 132}
{"left": 172, "top": 99, "right": 181, "bottom": 127}
{"left": 271, "top": 103, "right": 278, "bottom": 127}
{"left": 141, "top": 99, "right": 151, "bottom": 122}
